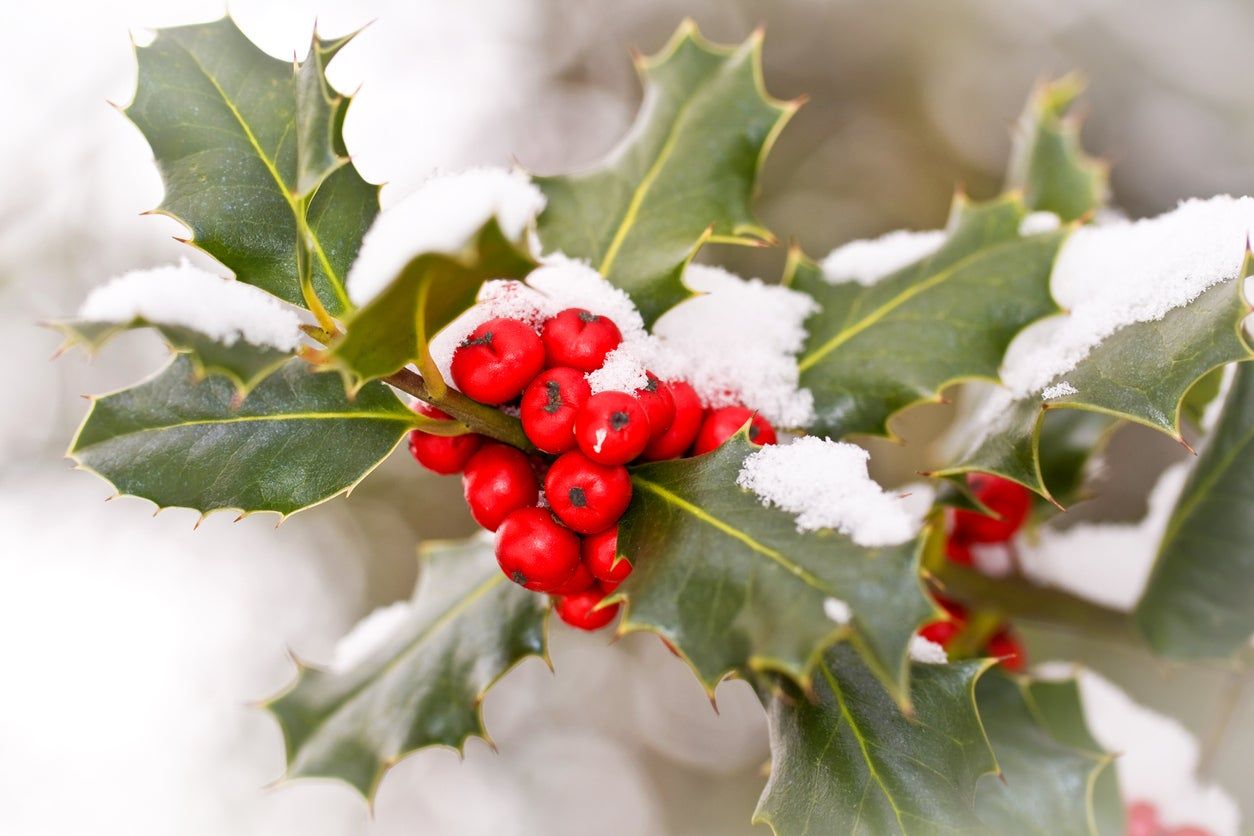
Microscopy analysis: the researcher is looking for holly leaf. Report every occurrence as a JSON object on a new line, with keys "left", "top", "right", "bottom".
{"left": 69, "top": 356, "right": 415, "bottom": 517}
{"left": 327, "top": 219, "right": 537, "bottom": 393}
{"left": 975, "top": 673, "right": 1122, "bottom": 836}
{"left": 1006, "top": 75, "right": 1109, "bottom": 222}
{"left": 616, "top": 433, "right": 930, "bottom": 704}
{"left": 1135, "top": 360, "right": 1254, "bottom": 658}
{"left": 265, "top": 536, "right": 547, "bottom": 800}
{"left": 934, "top": 276, "right": 1253, "bottom": 501}
{"left": 790, "top": 195, "right": 1065, "bottom": 438}
{"left": 50, "top": 317, "right": 292, "bottom": 395}
{"left": 1033, "top": 410, "right": 1116, "bottom": 507}
{"left": 1179, "top": 365, "right": 1227, "bottom": 429}
{"left": 535, "top": 21, "right": 795, "bottom": 326}
{"left": 127, "top": 18, "right": 378, "bottom": 314}
{"left": 753, "top": 646, "right": 996, "bottom": 835}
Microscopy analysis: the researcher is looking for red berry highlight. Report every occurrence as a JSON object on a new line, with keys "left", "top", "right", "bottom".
{"left": 583, "top": 526, "right": 631, "bottom": 585}
{"left": 642, "top": 380, "right": 703, "bottom": 461}
{"left": 574, "top": 391, "right": 651, "bottom": 465}
{"left": 985, "top": 629, "right": 1026, "bottom": 672}
{"left": 406, "top": 403, "right": 483, "bottom": 474}
{"left": 495, "top": 507, "right": 581, "bottom": 592}
{"left": 541, "top": 308, "right": 623, "bottom": 372}
{"left": 634, "top": 372, "right": 675, "bottom": 443}
{"left": 544, "top": 451, "right": 633, "bottom": 534}
{"left": 555, "top": 588, "right": 620, "bottom": 631}
{"left": 520, "top": 367, "right": 591, "bottom": 454}
{"left": 462, "top": 443, "right": 540, "bottom": 532}
{"left": 950, "top": 473, "right": 1032, "bottom": 543}
{"left": 450, "top": 317, "right": 544, "bottom": 405}
{"left": 692, "top": 406, "right": 777, "bottom": 455}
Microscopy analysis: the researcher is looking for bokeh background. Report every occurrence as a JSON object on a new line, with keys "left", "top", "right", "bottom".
{"left": 3, "top": 1, "right": 1252, "bottom": 833}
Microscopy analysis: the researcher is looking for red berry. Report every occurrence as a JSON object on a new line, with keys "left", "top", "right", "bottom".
{"left": 1125, "top": 802, "right": 1159, "bottom": 836}
{"left": 555, "top": 588, "right": 620, "bottom": 631}
{"left": 551, "top": 561, "right": 596, "bottom": 596}
{"left": 495, "top": 507, "right": 581, "bottom": 592}
{"left": 462, "top": 443, "right": 540, "bottom": 531}
{"left": 574, "top": 391, "right": 651, "bottom": 465}
{"left": 407, "top": 403, "right": 483, "bottom": 474}
{"left": 919, "top": 620, "right": 959, "bottom": 647}
{"left": 634, "top": 372, "right": 675, "bottom": 442}
{"left": 599, "top": 578, "right": 622, "bottom": 595}
{"left": 519, "top": 367, "right": 591, "bottom": 454}
{"left": 450, "top": 318, "right": 545, "bottom": 405}
{"left": 541, "top": 308, "right": 623, "bottom": 372}
{"left": 692, "top": 406, "right": 777, "bottom": 455}
{"left": 951, "top": 473, "right": 1032, "bottom": 543}
{"left": 544, "top": 451, "right": 633, "bottom": 534}
{"left": 642, "top": 380, "right": 703, "bottom": 461}
{"left": 583, "top": 526, "right": 631, "bottom": 585}
{"left": 945, "top": 537, "right": 973, "bottom": 566}
{"left": 985, "top": 629, "right": 1026, "bottom": 672}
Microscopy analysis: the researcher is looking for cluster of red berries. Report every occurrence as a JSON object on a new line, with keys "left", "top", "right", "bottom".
{"left": 919, "top": 473, "right": 1034, "bottom": 670}
{"left": 407, "top": 307, "right": 778, "bottom": 631}
{"left": 1126, "top": 801, "right": 1210, "bottom": 836}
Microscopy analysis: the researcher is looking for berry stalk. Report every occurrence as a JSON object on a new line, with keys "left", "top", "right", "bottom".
{"left": 384, "top": 367, "right": 536, "bottom": 453}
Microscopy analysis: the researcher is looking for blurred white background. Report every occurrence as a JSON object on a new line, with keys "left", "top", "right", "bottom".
{"left": 3, "top": 1, "right": 1252, "bottom": 833}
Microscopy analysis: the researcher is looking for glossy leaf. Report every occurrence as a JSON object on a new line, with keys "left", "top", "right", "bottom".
{"left": 328, "top": 219, "right": 537, "bottom": 392}
{"left": 754, "top": 646, "right": 995, "bottom": 835}
{"left": 266, "top": 536, "right": 548, "bottom": 800}
{"left": 1006, "top": 75, "right": 1108, "bottom": 222}
{"left": 976, "top": 673, "right": 1122, "bottom": 836}
{"left": 51, "top": 317, "right": 292, "bottom": 394}
{"left": 1135, "top": 361, "right": 1254, "bottom": 658}
{"left": 69, "top": 356, "right": 415, "bottom": 516}
{"left": 936, "top": 277, "right": 1254, "bottom": 500}
{"left": 535, "top": 22, "right": 795, "bottom": 326}
{"left": 791, "top": 196, "right": 1065, "bottom": 438}
{"left": 127, "top": 18, "right": 378, "bottom": 314}
{"left": 616, "top": 433, "right": 930, "bottom": 703}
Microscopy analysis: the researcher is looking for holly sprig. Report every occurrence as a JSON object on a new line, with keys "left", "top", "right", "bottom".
{"left": 56, "top": 15, "right": 1254, "bottom": 834}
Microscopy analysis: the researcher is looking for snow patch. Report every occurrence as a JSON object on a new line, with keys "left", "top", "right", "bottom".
{"left": 736, "top": 436, "right": 920, "bottom": 547}
{"left": 908, "top": 635, "right": 948, "bottom": 665}
{"left": 823, "top": 597, "right": 852, "bottom": 625}
{"left": 1017, "top": 462, "right": 1190, "bottom": 610}
{"left": 347, "top": 167, "right": 545, "bottom": 305}
{"left": 1002, "top": 196, "right": 1254, "bottom": 396}
{"left": 78, "top": 260, "right": 303, "bottom": 351}
{"left": 1019, "top": 211, "right": 1062, "bottom": 235}
{"left": 652, "top": 264, "right": 817, "bottom": 426}
{"left": 1041, "top": 381, "right": 1077, "bottom": 400}
{"left": 331, "top": 600, "right": 413, "bottom": 673}
{"left": 820, "top": 229, "right": 946, "bottom": 286}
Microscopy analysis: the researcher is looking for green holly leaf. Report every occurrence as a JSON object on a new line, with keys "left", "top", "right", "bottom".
{"left": 1006, "top": 75, "right": 1109, "bottom": 222}
{"left": 127, "top": 18, "right": 378, "bottom": 314}
{"left": 975, "top": 673, "right": 1122, "bottom": 836}
{"left": 753, "top": 646, "right": 996, "bottom": 835}
{"left": 1179, "top": 365, "right": 1227, "bottom": 429}
{"left": 265, "top": 535, "right": 547, "bottom": 800}
{"left": 50, "top": 317, "right": 292, "bottom": 395}
{"left": 1135, "top": 360, "right": 1254, "bottom": 658}
{"left": 327, "top": 219, "right": 537, "bottom": 393}
{"left": 69, "top": 356, "right": 415, "bottom": 517}
{"left": 616, "top": 433, "right": 930, "bottom": 704}
{"left": 535, "top": 21, "right": 795, "bottom": 326}
{"left": 1033, "top": 410, "right": 1116, "bottom": 507}
{"left": 790, "top": 196, "right": 1065, "bottom": 438}
{"left": 935, "top": 276, "right": 1253, "bottom": 501}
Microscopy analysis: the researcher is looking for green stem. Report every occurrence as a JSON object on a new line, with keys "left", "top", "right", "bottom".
{"left": 384, "top": 367, "right": 535, "bottom": 453}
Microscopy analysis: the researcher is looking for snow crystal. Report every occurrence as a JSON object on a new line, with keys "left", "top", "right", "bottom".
{"left": 331, "top": 600, "right": 412, "bottom": 673}
{"left": 1002, "top": 196, "right": 1254, "bottom": 396}
{"left": 908, "top": 635, "right": 948, "bottom": 665}
{"left": 652, "top": 265, "right": 817, "bottom": 426}
{"left": 1034, "top": 665, "right": 1240, "bottom": 836}
{"left": 78, "top": 260, "right": 303, "bottom": 351}
{"left": 969, "top": 542, "right": 1015, "bottom": 577}
{"left": 736, "top": 436, "right": 920, "bottom": 547}
{"left": 1041, "top": 381, "right": 1077, "bottom": 400}
{"left": 1019, "top": 211, "right": 1062, "bottom": 235}
{"left": 823, "top": 597, "right": 852, "bottom": 625}
{"left": 820, "top": 229, "right": 945, "bottom": 286}
{"left": 347, "top": 167, "right": 546, "bottom": 305}
{"left": 1017, "top": 462, "right": 1190, "bottom": 610}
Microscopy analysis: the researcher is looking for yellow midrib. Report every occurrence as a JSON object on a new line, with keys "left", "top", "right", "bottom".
{"left": 176, "top": 41, "right": 350, "bottom": 310}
